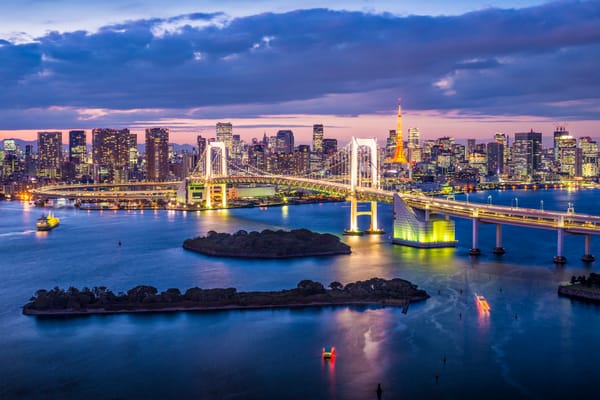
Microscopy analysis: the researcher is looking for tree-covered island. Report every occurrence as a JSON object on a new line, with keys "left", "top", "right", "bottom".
{"left": 558, "top": 273, "right": 600, "bottom": 302}
{"left": 183, "top": 229, "right": 351, "bottom": 258}
{"left": 23, "top": 277, "right": 429, "bottom": 316}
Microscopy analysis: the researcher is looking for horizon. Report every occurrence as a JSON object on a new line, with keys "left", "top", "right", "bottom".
{"left": 1, "top": 1, "right": 599, "bottom": 145}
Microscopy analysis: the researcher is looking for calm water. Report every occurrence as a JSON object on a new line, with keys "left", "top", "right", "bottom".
{"left": 1, "top": 189, "right": 600, "bottom": 399}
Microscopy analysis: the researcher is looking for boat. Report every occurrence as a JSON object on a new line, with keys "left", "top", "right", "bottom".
{"left": 36, "top": 213, "right": 60, "bottom": 231}
{"left": 475, "top": 294, "right": 491, "bottom": 312}
{"left": 322, "top": 346, "right": 336, "bottom": 359}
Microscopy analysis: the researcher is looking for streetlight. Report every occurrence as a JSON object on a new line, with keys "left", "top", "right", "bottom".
{"left": 487, "top": 195, "right": 492, "bottom": 205}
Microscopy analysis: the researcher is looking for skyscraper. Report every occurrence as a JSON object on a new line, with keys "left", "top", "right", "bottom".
{"left": 216, "top": 122, "right": 233, "bottom": 157}
{"left": 312, "top": 124, "right": 324, "bottom": 153}
{"left": 511, "top": 130, "right": 542, "bottom": 179}
{"left": 554, "top": 126, "right": 568, "bottom": 160}
{"left": 145, "top": 128, "right": 169, "bottom": 181}
{"left": 556, "top": 133, "right": 577, "bottom": 177}
{"left": 276, "top": 130, "right": 294, "bottom": 153}
{"left": 389, "top": 101, "right": 407, "bottom": 163}
{"left": 579, "top": 137, "right": 598, "bottom": 178}
{"left": 37, "top": 131, "right": 62, "bottom": 179}
{"left": 92, "top": 128, "right": 130, "bottom": 182}
{"left": 69, "top": 130, "right": 86, "bottom": 175}
{"left": 487, "top": 142, "right": 504, "bottom": 176}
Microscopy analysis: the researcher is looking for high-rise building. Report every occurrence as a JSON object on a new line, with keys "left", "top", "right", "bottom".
{"left": 145, "top": 128, "right": 169, "bottom": 181}
{"left": 92, "top": 128, "right": 130, "bottom": 182}
{"left": 37, "top": 131, "right": 62, "bottom": 179}
{"left": 494, "top": 133, "right": 509, "bottom": 173}
{"left": 407, "top": 128, "right": 421, "bottom": 163}
{"left": 322, "top": 138, "right": 338, "bottom": 156}
{"left": 554, "top": 126, "right": 568, "bottom": 160}
{"left": 312, "top": 124, "right": 324, "bottom": 153}
{"left": 389, "top": 101, "right": 407, "bottom": 163}
{"left": 69, "top": 130, "right": 86, "bottom": 174}
{"left": 231, "top": 134, "right": 242, "bottom": 162}
{"left": 487, "top": 142, "right": 504, "bottom": 176}
{"left": 216, "top": 122, "right": 233, "bottom": 157}
{"left": 197, "top": 135, "right": 207, "bottom": 157}
{"left": 408, "top": 128, "right": 420, "bottom": 149}
{"left": 511, "top": 130, "right": 542, "bottom": 179}
{"left": 276, "top": 130, "right": 294, "bottom": 153}
{"left": 556, "top": 133, "right": 577, "bottom": 177}
{"left": 466, "top": 139, "right": 476, "bottom": 157}
{"left": 579, "top": 137, "right": 598, "bottom": 178}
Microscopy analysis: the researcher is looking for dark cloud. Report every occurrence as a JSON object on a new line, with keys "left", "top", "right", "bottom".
{"left": 1, "top": 1, "right": 600, "bottom": 124}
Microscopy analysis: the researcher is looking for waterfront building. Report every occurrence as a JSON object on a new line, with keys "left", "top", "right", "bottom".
{"left": 37, "top": 131, "right": 62, "bottom": 179}
{"left": 92, "top": 128, "right": 130, "bottom": 183}
{"left": 312, "top": 124, "right": 323, "bottom": 153}
{"left": 145, "top": 128, "right": 170, "bottom": 181}
{"left": 554, "top": 126, "right": 568, "bottom": 160}
{"left": 494, "top": 133, "right": 509, "bottom": 173}
{"left": 487, "top": 142, "right": 504, "bottom": 176}
{"left": 555, "top": 133, "right": 577, "bottom": 177}
{"left": 511, "top": 130, "right": 542, "bottom": 180}
{"left": 231, "top": 134, "right": 242, "bottom": 163}
{"left": 579, "top": 137, "right": 598, "bottom": 178}
{"left": 276, "top": 130, "right": 294, "bottom": 154}
{"left": 216, "top": 122, "right": 233, "bottom": 157}
{"left": 69, "top": 130, "right": 86, "bottom": 177}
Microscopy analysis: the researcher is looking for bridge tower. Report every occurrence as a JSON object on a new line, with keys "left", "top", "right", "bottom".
{"left": 204, "top": 142, "right": 228, "bottom": 209}
{"left": 344, "top": 137, "right": 385, "bottom": 235}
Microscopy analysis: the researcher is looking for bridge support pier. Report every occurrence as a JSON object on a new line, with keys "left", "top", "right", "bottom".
{"left": 554, "top": 228, "right": 567, "bottom": 264}
{"left": 469, "top": 218, "right": 481, "bottom": 256}
{"left": 343, "top": 196, "right": 383, "bottom": 235}
{"left": 582, "top": 234, "right": 595, "bottom": 262}
{"left": 493, "top": 224, "right": 505, "bottom": 254}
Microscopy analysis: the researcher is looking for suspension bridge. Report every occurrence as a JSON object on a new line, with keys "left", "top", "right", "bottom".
{"left": 32, "top": 138, "right": 600, "bottom": 263}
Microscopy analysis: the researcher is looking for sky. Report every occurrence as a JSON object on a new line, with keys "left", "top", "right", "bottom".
{"left": 1, "top": 0, "right": 599, "bottom": 145}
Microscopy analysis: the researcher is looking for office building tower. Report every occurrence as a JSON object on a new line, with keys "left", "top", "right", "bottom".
{"left": 216, "top": 122, "right": 233, "bottom": 157}
{"left": 511, "top": 130, "right": 542, "bottom": 179}
{"left": 466, "top": 139, "right": 476, "bottom": 157}
{"left": 37, "top": 131, "right": 62, "bottom": 179}
{"left": 312, "top": 124, "right": 324, "bottom": 153}
{"left": 388, "top": 101, "right": 407, "bottom": 163}
{"left": 579, "top": 137, "right": 598, "bottom": 178}
{"left": 494, "top": 133, "right": 509, "bottom": 172}
{"left": 92, "top": 128, "right": 130, "bottom": 182}
{"left": 487, "top": 142, "right": 504, "bottom": 176}
{"left": 556, "top": 133, "right": 577, "bottom": 177}
{"left": 145, "top": 128, "right": 169, "bottom": 181}
{"left": 197, "top": 135, "right": 207, "bottom": 157}
{"left": 322, "top": 138, "right": 338, "bottom": 156}
{"left": 385, "top": 130, "right": 397, "bottom": 159}
{"left": 69, "top": 130, "right": 86, "bottom": 175}
{"left": 554, "top": 126, "right": 568, "bottom": 160}
{"left": 408, "top": 128, "right": 420, "bottom": 149}
{"left": 276, "top": 130, "right": 294, "bottom": 153}
{"left": 231, "top": 134, "right": 242, "bottom": 162}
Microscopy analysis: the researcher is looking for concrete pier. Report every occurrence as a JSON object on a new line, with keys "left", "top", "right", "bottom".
{"left": 554, "top": 228, "right": 567, "bottom": 264}
{"left": 493, "top": 224, "right": 505, "bottom": 254}
{"left": 582, "top": 234, "right": 595, "bottom": 262}
{"left": 469, "top": 218, "right": 481, "bottom": 256}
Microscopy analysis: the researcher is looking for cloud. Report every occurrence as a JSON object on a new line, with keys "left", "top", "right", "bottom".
{"left": 1, "top": 1, "right": 600, "bottom": 128}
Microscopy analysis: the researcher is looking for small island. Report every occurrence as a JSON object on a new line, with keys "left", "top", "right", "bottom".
{"left": 183, "top": 228, "right": 351, "bottom": 258}
{"left": 558, "top": 273, "right": 600, "bottom": 302}
{"left": 22, "top": 277, "right": 429, "bottom": 317}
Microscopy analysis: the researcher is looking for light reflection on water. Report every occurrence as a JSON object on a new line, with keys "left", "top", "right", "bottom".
{"left": 1, "top": 190, "right": 600, "bottom": 399}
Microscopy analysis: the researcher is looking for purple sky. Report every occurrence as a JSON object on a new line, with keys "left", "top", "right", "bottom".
{"left": 1, "top": 0, "right": 599, "bottom": 145}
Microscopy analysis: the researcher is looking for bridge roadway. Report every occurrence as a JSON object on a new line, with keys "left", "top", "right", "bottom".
{"left": 32, "top": 175, "right": 600, "bottom": 235}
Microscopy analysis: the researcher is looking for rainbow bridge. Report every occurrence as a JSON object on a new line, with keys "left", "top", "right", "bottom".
{"left": 31, "top": 138, "right": 600, "bottom": 263}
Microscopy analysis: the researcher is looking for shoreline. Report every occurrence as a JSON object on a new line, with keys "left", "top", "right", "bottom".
{"left": 22, "top": 298, "right": 425, "bottom": 317}
{"left": 23, "top": 278, "right": 429, "bottom": 318}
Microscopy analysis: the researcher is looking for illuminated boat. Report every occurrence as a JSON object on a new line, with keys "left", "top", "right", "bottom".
{"left": 475, "top": 294, "right": 491, "bottom": 312}
{"left": 36, "top": 213, "right": 60, "bottom": 231}
{"left": 322, "top": 346, "right": 336, "bottom": 359}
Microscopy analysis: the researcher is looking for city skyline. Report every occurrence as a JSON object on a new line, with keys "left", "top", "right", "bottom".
{"left": 1, "top": 1, "right": 600, "bottom": 144}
